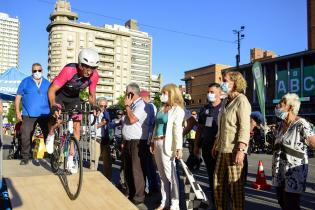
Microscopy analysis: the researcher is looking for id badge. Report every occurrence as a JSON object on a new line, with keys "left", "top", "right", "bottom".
{"left": 205, "top": 117, "right": 213, "bottom": 127}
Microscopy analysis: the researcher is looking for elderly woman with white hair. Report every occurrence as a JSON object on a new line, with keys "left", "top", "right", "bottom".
{"left": 272, "top": 93, "right": 315, "bottom": 210}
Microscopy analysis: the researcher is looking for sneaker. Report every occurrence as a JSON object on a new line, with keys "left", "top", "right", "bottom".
{"left": 67, "top": 155, "right": 78, "bottom": 174}
{"left": 20, "top": 159, "right": 29, "bottom": 165}
{"left": 45, "top": 134, "right": 55, "bottom": 154}
{"left": 170, "top": 206, "right": 179, "bottom": 210}
{"left": 32, "top": 158, "right": 40, "bottom": 166}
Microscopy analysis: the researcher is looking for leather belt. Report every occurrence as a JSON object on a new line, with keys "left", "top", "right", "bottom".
{"left": 153, "top": 136, "right": 165, "bottom": 141}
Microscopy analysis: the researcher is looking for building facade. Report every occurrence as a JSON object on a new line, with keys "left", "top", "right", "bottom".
{"left": 150, "top": 74, "right": 162, "bottom": 97}
{"left": 182, "top": 64, "right": 230, "bottom": 110}
{"left": 308, "top": 0, "right": 315, "bottom": 49}
{"left": 225, "top": 49, "right": 315, "bottom": 124}
{"left": 47, "top": 0, "right": 161, "bottom": 105}
{"left": 0, "top": 12, "right": 19, "bottom": 74}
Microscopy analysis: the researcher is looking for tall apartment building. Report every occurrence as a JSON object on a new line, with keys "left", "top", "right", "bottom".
{"left": 150, "top": 74, "right": 162, "bottom": 96}
{"left": 46, "top": 0, "right": 161, "bottom": 105}
{"left": 308, "top": 0, "right": 315, "bottom": 49}
{"left": 0, "top": 12, "right": 20, "bottom": 74}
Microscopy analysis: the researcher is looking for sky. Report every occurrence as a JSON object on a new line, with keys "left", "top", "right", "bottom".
{"left": 1, "top": 0, "right": 307, "bottom": 85}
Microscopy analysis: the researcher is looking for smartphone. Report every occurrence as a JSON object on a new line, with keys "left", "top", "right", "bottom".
{"left": 127, "top": 92, "right": 134, "bottom": 99}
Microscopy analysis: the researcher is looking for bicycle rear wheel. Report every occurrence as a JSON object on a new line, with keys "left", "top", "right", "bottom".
{"left": 63, "top": 137, "right": 83, "bottom": 200}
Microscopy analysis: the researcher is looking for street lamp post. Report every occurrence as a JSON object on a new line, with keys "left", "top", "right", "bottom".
{"left": 233, "top": 26, "right": 245, "bottom": 69}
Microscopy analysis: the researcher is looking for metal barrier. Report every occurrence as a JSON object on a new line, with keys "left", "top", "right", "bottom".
{"left": 79, "top": 103, "right": 92, "bottom": 164}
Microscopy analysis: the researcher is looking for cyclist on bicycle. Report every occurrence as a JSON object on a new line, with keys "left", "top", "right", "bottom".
{"left": 46, "top": 48, "right": 100, "bottom": 173}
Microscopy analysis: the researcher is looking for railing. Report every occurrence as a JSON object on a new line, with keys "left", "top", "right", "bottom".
{"left": 79, "top": 103, "right": 93, "bottom": 164}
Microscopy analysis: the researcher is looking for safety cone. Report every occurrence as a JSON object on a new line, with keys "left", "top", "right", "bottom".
{"left": 252, "top": 160, "right": 271, "bottom": 190}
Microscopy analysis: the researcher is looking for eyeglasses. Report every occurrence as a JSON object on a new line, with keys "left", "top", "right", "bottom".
{"left": 32, "top": 69, "right": 42, "bottom": 73}
{"left": 99, "top": 105, "right": 107, "bottom": 108}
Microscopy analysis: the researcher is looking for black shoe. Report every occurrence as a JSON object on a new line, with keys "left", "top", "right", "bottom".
{"left": 20, "top": 159, "right": 29, "bottom": 165}
{"left": 32, "top": 159, "right": 40, "bottom": 166}
{"left": 131, "top": 199, "right": 144, "bottom": 205}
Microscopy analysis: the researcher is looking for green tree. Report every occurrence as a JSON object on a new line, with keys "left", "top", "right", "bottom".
{"left": 79, "top": 88, "right": 89, "bottom": 102}
{"left": 109, "top": 94, "right": 125, "bottom": 110}
{"left": 6, "top": 102, "right": 16, "bottom": 124}
{"left": 153, "top": 92, "right": 161, "bottom": 108}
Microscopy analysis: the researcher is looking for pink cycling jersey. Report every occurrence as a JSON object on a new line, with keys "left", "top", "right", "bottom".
{"left": 53, "top": 63, "right": 99, "bottom": 95}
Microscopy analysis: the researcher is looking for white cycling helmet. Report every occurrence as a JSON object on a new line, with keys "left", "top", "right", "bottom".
{"left": 78, "top": 48, "right": 100, "bottom": 67}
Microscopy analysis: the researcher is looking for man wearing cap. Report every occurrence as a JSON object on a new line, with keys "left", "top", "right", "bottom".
{"left": 139, "top": 90, "right": 160, "bottom": 195}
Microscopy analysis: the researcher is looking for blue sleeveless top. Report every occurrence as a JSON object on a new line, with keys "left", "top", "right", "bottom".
{"left": 154, "top": 111, "right": 168, "bottom": 136}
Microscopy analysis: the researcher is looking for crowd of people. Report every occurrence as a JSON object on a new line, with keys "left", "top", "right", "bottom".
{"left": 3, "top": 48, "right": 315, "bottom": 210}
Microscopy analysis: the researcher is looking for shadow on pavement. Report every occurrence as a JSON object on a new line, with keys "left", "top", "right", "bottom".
{"left": 4, "top": 178, "right": 22, "bottom": 209}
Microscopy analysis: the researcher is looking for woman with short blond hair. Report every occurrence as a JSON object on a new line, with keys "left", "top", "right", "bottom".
{"left": 212, "top": 71, "right": 251, "bottom": 210}
{"left": 150, "top": 83, "right": 185, "bottom": 210}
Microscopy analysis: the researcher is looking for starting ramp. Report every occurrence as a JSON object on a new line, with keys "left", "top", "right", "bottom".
{"left": 3, "top": 159, "right": 137, "bottom": 210}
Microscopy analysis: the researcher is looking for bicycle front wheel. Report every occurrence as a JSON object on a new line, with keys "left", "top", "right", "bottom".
{"left": 63, "top": 137, "right": 83, "bottom": 200}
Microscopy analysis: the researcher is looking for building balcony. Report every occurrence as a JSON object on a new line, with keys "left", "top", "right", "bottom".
{"left": 98, "top": 80, "right": 114, "bottom": 85}
{"left": 95, "top": 41, "right": 114, "bottom": 48}
{"left": 98, "top": 66, "right": 115, "bottom": 72}
{"left": 99, "top": 57, "right": 115, "bottom": 63}
{"left": 98, "top": 49, "right": 115, "bottom": 56}
{"left": 95, "top": 34, "right": 115, "bottom": 41}
{"left": 98, "top": 72, "right": 114, "bottom": 78}
{"left": 96, "top": 88, "right": 113, "bottom": 93}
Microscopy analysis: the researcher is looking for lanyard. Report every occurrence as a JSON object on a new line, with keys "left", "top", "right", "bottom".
{"left": 33, "top": 78, "right": 42, "bottom": 95}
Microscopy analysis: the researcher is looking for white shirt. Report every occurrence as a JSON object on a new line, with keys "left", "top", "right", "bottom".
{"left": 122, "top": 97, "right": 149, "bottom": 140}
{"left": 90, "top": 112, "right": 104, "bottom": 138}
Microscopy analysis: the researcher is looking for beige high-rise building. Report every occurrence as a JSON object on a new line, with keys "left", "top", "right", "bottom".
{"left": 0, "top": 12, "right": 20, "bottom": 74}
{"left": 150, "top": 74, "right": 163, "bottom": 96}
{"left": 47, "top": 0, "right": 161, "bottom": 105}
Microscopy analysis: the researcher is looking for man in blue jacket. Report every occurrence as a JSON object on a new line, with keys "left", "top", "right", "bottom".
{"left": 15, "top": 63, "right": 50, "bottom": 165}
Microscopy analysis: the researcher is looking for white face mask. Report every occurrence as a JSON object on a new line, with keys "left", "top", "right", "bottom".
{"left": 160, "top": 94, "right": 168, "bottom": 103}
{"left": 207, "top": 93, "right": 216, "bottom": 102}
{"left": 33, "top": 72, "right": 42, "bottom": 80}
{"left": 274, "top": 108, "right": 288, "bottom": 120}
{"left": 220, "top": 82, "right": 232, "bottom": 93}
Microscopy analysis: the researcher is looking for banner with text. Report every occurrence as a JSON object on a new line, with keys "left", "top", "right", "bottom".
{"left": 276, "top": 65, "right": 315, "bottom": 98}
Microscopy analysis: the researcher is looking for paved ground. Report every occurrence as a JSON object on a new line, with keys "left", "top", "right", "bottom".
{"left": 1, "top": 135, "right": 315, "bottom": 210}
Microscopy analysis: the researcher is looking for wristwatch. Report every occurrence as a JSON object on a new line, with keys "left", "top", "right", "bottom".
{"left": 236, "top": 148, "right": 246, "bottom": 152}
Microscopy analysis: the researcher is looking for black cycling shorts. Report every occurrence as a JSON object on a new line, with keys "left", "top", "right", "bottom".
{"left": 55, "top": 93, "right": 82, "bottom": 111}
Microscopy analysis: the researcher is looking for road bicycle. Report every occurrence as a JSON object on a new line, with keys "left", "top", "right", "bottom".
{"left": 50, "top": 108, "right": 85, "bottom": 200}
